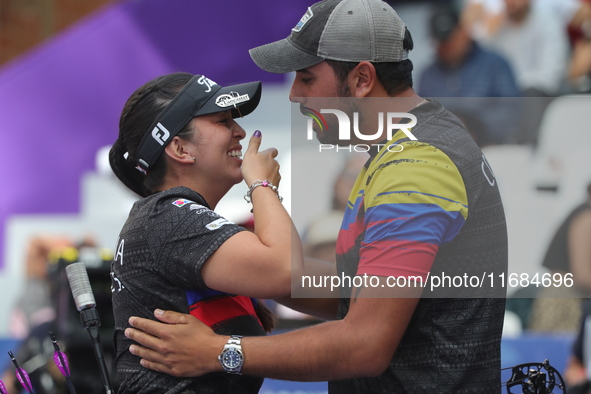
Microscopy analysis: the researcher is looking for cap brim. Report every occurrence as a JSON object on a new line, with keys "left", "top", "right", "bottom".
{"left": 249, "top": 38, "right": 324, "bottom": 74}
{"left": 195, "top": 81, "right": 262, "bottom": 119}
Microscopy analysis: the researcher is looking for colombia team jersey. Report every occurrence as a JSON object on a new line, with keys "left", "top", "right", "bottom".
{"left": 111, "top": 187, "right": 265, "bottom": 393}
{"left": 338, "top": 137, "right": 469, "bottom": 281}
{"left": 331, "top": 100, "right": 507, "bottom": 393}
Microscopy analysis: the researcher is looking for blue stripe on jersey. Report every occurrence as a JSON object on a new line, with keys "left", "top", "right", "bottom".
{"left": 364, "top": 203, "right": 466, "bottom": 245}
{"left": 341, "top": 194, "right": 364, "bottom": 230}
{"left": 186, "top": 288, "right": 225, "bottom": 305}
{"left": 374, "top": 190, "right": 469, "bottom": 209}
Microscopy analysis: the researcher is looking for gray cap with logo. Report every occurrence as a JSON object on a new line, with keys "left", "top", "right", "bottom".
{"left": 249, "top": 0, "right": 409, "bottom": 73}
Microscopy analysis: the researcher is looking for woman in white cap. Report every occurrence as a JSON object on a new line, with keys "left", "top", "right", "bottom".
{"left": 109, "top": 72, "right": 301, "bottom": 393}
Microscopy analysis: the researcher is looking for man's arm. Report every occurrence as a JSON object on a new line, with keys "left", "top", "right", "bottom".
{"left": 125, "top": 278, "right": 421, "bottom": 380}
{"left": 275, "top": 257, "right": 340, "bottom": 321}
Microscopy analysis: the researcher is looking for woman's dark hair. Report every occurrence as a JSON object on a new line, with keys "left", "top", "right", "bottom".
{"left": 109, "top": 72, "right": 195, "bottom": 197}
{"left": 256, "top": 301, "right": 277, "bottom": 333}
{"left": 325, "top": 27, "right": 414, "bottom": 96}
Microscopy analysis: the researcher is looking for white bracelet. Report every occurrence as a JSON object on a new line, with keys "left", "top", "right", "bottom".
{"left": 244, "top": 179, "right": 283, "bottom": 203}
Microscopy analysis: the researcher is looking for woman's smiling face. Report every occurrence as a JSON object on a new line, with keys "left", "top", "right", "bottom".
{"left": 190, "top": 110, "right": 246, "bottom": 185}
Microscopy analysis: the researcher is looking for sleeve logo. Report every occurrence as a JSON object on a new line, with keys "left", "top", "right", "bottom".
{"left": 206, "top": 218, "right": 233, "bottom": 230}
{"left": 172, "top": 199, "right": 194, "bottom": 207}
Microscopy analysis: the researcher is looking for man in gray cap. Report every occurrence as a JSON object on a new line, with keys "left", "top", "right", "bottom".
{"left": 124, "top": 0, "right": 508, "bottom": 392}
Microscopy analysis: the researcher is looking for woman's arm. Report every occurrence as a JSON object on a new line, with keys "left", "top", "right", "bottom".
{"left": 274, "top": 257, "right": 340, "bottom": 321}
{"left": 201, "top": 132, "right": 304, "bottom": 299}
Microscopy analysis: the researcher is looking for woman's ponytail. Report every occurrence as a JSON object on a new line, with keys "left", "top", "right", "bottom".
{"left": 109, "top": 73, "right": 194, "bottom": 197}
{"left": 109, "top": 138, "right": 149, "bottom": 197}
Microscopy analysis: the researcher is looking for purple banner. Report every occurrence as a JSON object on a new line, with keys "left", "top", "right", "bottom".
{"left": 0, "top": 0, "right": 310, "bottom": 269}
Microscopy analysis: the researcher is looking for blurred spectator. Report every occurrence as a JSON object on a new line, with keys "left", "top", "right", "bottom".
{"left": 2, "top": 236, "right": 75, "bottom": 394}
{"left": 464, "top": 0, "right": 591, "bottom": 93}
{"left": 462, "top": 0, "right": 506, "bottom": 39}
{"left": 526, "top": 182, "right": 591, "bottom": 332}
{"left": 473, "top": 0, "right": 569, "bottom": 97}
{"left": 419, "top": 4, "right": 520, "bottom": 98}
{"left": 566, "top": 0, "right": 591, "bottom": 43}
{"left": 568, "top": 36, "right": 591, "bottom": 92}
{"left": 418, "top": 3, "right": 521, "bottom": 146}
{"left": 302, "top": 210, "right": 344, "bottom": 264}
{"left": 9, "top": 234, "right": 98, "bottom": 340}
{"left": 540, "top": 0, "right": 586, "bottom": 28}
{"left": 567, "top": 0, "right": 591, "bottom": 92}
{"left": 542, "top": 182, "right": 591, "bottom": 293}
{"left": 464, "top": 0, "right": 581, "bottom": 41}
{"left": 9, "top": 236, "right": 75, "bottom": 339}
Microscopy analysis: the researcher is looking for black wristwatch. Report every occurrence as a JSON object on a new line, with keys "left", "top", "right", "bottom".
{"left": 218, "top": 335, "right": 244, "bottom": 374}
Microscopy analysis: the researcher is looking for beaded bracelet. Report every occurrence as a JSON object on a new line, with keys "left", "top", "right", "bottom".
{"left": 244, "top": 179, "right": 283, "bottom": 203}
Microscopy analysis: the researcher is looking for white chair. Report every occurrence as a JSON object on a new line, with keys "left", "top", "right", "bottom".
{"left": 531, "top": 95, "right": 591, "bottom": 197}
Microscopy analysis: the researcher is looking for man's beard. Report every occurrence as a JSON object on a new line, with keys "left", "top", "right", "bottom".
{"left": 316, "top": 80, "right": 358, "bottom": 145}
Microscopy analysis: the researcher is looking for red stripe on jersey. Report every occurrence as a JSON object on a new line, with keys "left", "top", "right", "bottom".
{"left": 189, "top": 295, "right": 261, "bottom": 328}
{"left": 336, "top": 221, "right": 364, "bottom": 255}
{"left": 357, "top": 239, "right": 438, "bottom": 280}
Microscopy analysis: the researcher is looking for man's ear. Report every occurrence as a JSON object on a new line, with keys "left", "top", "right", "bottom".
{"left": 350, "top": 61, "right": 377, "bottom": 97}
{"left": 164, "top": 136, "right": 194, "bottom": 164}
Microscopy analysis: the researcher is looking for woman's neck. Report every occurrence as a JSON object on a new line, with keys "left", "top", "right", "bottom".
{"left": 157, "top": 178, "right": 231, "bottom": 210}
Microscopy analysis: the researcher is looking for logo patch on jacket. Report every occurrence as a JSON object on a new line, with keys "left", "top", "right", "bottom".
{"left": 206, "top": 218, "right": 233, "bottom": 230}
{"left": 172, "top": 199, "right": 193, "bottom": 207}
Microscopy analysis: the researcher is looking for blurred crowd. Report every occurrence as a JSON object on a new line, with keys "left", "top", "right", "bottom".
{"left": 418, "top": 0, "right": 591, "bottom": 146}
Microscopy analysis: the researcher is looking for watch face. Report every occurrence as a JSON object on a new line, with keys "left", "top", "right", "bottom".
{"left": 222, "top": 349, "right": 243, "bottom": 369}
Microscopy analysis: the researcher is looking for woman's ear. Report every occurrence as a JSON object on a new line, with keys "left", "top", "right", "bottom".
{"left": 164, "top": 136, "right": 195, "bottom": 164}
{"left": 350, "top": 61, "right": 377, "bottom": 97}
